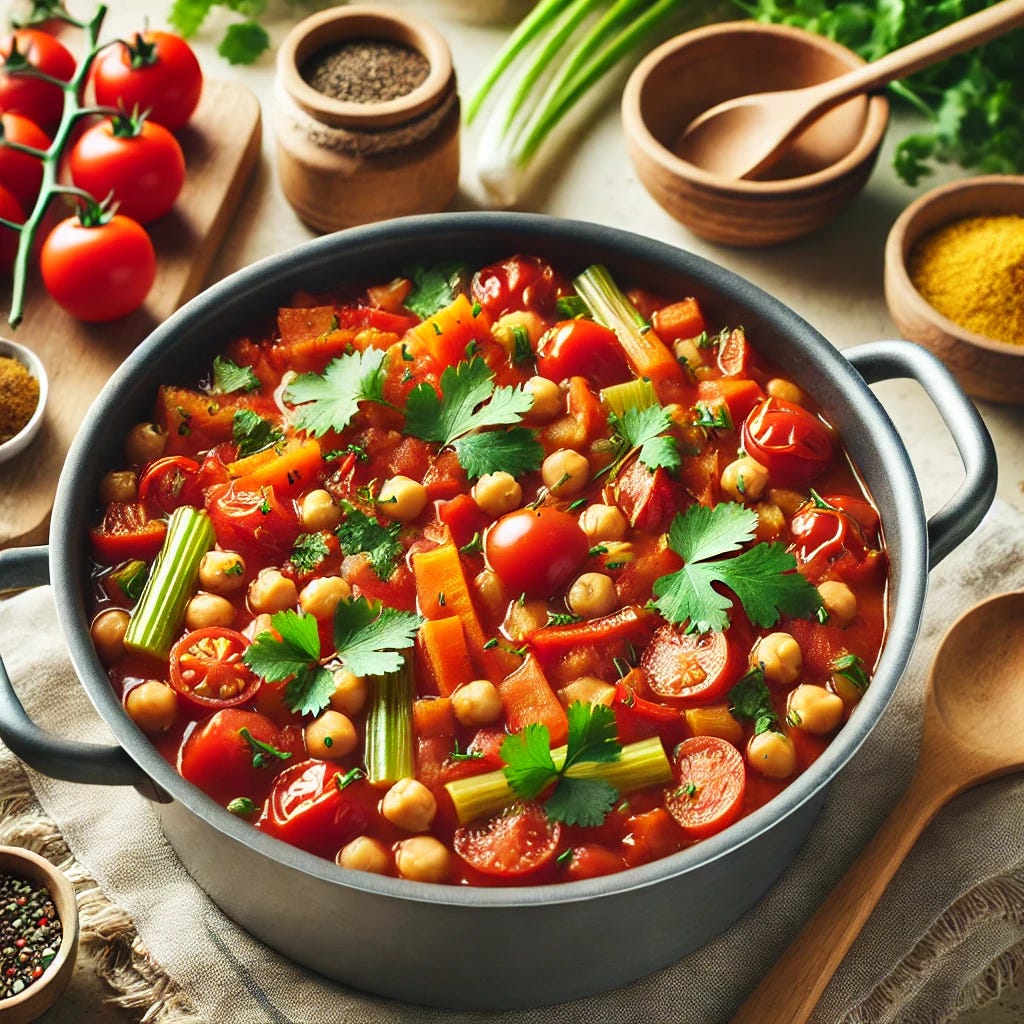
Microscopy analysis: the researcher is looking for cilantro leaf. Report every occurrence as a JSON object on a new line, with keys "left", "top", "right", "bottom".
{"left": 563, "top": 701, "right": 621, "bottom": 769}
{"left": 218, "top": 18, "right": 270, "bottom": 64}
{"left": 335, "top": 504, "right": 402, "bottom": 579}
{"left": 545, "top": 777, "right": 619, "bottom": 828}
{"left": 333, "top": 595, "right": 422, "bottom": 679}
{"left": 728, "top": 667, "right": 777, "bottom": 736}
{"left": 832, "top": 652, "right": 870, "bottom": 692}
{"left": 404, "top": 262, "right": 465, "bottom": 319}
{"left": 232, "top": 408, "right": 283, "bottom": 457}
{"left": 652, "top": 502, "right": 822, "bottom": 633}
{"left": 616, "top": 406, "right": 680, "bottom": 472}
{"left": 453, "top": 427, "right": 544, "bottom": 479}
{"left": 212, "top": 355, "right": 260, "bottom": 395}
{"left": 500, "top": 724, "right": 558, "bottom": 798}
{"left": 284, "top": 348, "right": 387, "bottom": 437}
{"left": 290, "top": 532, "right": 330, "bottom": 573}
{"left": 556, "top": 295, "right": 589, "bottom": 319}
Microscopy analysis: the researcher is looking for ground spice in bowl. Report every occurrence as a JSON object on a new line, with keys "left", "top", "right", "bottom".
{"left": 300, "top": 39, "right": 430, "bottom": 104}
{"left": 908, "top": 214, "right": 1024, "bottom": 346}
{"left": 0, "top": 873, "right": 62, "bottom": 1000}
{"left": 0, "top": 355, "right": 40, "bottom": 443}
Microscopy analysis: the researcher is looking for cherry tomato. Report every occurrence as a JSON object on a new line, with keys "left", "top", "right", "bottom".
{"left": 789, "top": 498, "right": 870, "bottom": 567}
{"left": 91, "top": 31, "right": 203, "bottom": 132}
{"left": 180, "top": 708, "right": 287, "bottom": 806}
{"left": 536, "top": 319, "right": 631, "bottom": 388}
{"left": 621, "top": 807, "right": 681, "bottom": 867}
{"left": 40, "top": 212, "right": 156, "bottom": 322}
{"left": 0, "top": 112, "right": 48, "bottom": 211}
{"left": 138, "top": 455, "right": 202, "bottom": 515}
{"left": 205, "top": 482, "right": 299, "bottom": 563}
{"left": 89, "top": 501, "right": 167, "bottom": 562}
{"left": 454, "top": 802, "right": 561, "bottom": 878}
{"left": 0, "top": 29, "right": 75, "bottom": 131}
{"left": 664, "top": 735, "right": 746, "bottom": 840}
{"left": 471, "top": 254, "right": 563, "bottom": 318}
{"left": 169, "top": 628, "right": 259, "bottom": 710}
{"left": 0, "top": 184, "right": 25, "bottom": 271}
{"left": 741, "top": 396, "right": 833, "bottom": 485}
{"left": 613, "top": 458, "right": 686, "bottom": 533}
{"left": 484, "top": 507, "right": 589, "bottom": 598}
{"left": 68, "top": 114, "right": 186, "bottom": 224}
{"left": 256, "top": 759, "right": 372, "bottom": 859}
{"left": 640, "top": 625, "right": 742, "bottom": 704}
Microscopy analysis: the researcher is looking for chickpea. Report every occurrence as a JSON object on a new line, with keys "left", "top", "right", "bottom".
{"left": 672, "top": 337, "right": 704, "bottom": 371}
{"left": 300, "top": 489, "right": 343, "bottom": 531}
{"left": 473, "top": 472, "right": 522, "bottom": 517}
{"left": 99, "top": 470, "right": 138, "bottom": 506}
{"left": 305, "top": 710, "right": 358, "bottom": 759}
{"left": 337, "top": 836, "right": 391, "bottom": 875}
{"left": 754, "top": 502, "right": 786, "bottom": 542}
{"left": 473, "top": 568, "right": 506, "bottom": 618}
{"left": 787, "top": 684, "right": 845, "bottom": 735}
{"left": 752, "top": 632, "right": 803, "bottom": 687}
{"left": 125, "top": 680, "right": 178, "bottom": 735}
{"left": 578, "top": 503, "right": 627, "bottom": 544}
{"left": 747, "top": 731, "right": 797, "bottom": 779}
{"left": 522, "top": 375, "right": 563, "bottom": 423}
{"left": 378, "top": 475, "right": 428, "bottom": 523}
{"left": 766, "top": 487, "right": 806, "bottom": 518}
{"left": 394, "top": 836, "right": 451, "bottom": 883}
{"left": 494, "top": 309, "right": 544, "bottom": 346}
{"left": 299, "top": 576, "right": 351, "bottom": 620}
{"left": 199, "top": 550, "right": 247, "bottom": 594}
{"left": 818, "top": 580, "right": 858, "bottom": 625}
{"left": 381, "top": 778, "right": 437, "bottom": 833}
{"left": 184, "top": 593, "right": 236, "bottom": 630}
{"left": 125, "top": 422, "right": 167, "bottom": 465}
{"left": 766, "top": 378, "right": 805, "bottom": 405}
{"left": 541, "top": 448, "right": 589, "bottom": 496}
{"left": 247, "top": 612, "right": 273, "bottom": 641}
{"left": 829, "top": 667, "right": 866, "bottom": 709}
{"left": 720, "top": 456, "right": 769, "bottom": 503}
{"left": 451, "top": 680, "right": 504, "bottom": 727}
{"left": 503, "top": 597, "right": 549, "bottom": 640}
{"left": 330, "top": 668, "right": 368, "bottom": 717}
{"left": 567, "top": 572, "right": 618, "bottom": 619}
{"left": 248, "top": 568, "right": 298, "bottom": 614}
{"left": 90, "top": 609, "right": 130, "bottom": 666}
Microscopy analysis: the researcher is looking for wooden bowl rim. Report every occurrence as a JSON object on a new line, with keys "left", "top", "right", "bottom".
{"left": 622, "top": 20, "right": 890, "bottom": 196}
{"left": 0, "top": 337, "right": 49, "bottom": 464}
{"left": 884, "top": 173, "right": 1024, "bottom": 358}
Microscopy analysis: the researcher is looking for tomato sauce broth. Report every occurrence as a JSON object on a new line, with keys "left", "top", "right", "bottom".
{"left": 88, "top": 254, "right": 888, "bottom": 887}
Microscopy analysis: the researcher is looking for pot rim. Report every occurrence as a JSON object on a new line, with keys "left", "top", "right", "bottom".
{"left": 50, "top": 212, "right": 926, "bottom": 910}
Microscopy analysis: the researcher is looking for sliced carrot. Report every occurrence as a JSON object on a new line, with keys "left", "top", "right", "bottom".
{"left": 157, "top": 385, "right": 238, "bottom": 453}
{"left": 652, "top": 298, "right": 706, "bottom": 342}
{"left": 696, "top": 378, "right": 764, "bottom": 426}
{"left": 620, "top": 324, "right": 686, "bottom": 392}
{"left": 413, "top": 696, "right": 456, "bottom": 739}
{"left": 665, "top": 735, "right": 746, "bottom": 840}
{"left": 418, "top": 616, "right": 475, "bottom": 697}
{"left": 277, "top": 305, "right": 338, "bottom": 345}
{"left": 229, "top": 436, "right": 323, "bottom": 496}
{"left": 498, "top": 656, "right": 569, "bottom": 746}
{"left": 408, "top": 293, "right": 493, "bottom": 369}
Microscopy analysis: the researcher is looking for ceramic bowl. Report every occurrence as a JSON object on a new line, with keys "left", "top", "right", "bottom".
{"left": 0, "top": 846, "right": 79, "bottom": 1024}
{"left": 0, "top": 338, "right": 47, "bottom": 465}
{"left": 621, "top": 21, "right": 889, "bottom": 246}
{"left": 884, "top": 174, "right": 1024, "bottom": 404}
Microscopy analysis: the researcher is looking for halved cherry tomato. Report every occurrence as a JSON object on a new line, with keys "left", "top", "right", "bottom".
{"left": 536, "top": 319, "right": 631, "bottom": 389}
{"left": 640, "top": 625, "right": 742, "bottom": 704}
{"left": 613, "top": 457, "right": 687, "bottom": 533}
{"left": 454, "top": 802, "right": 561, "bottom": 878}
{"left": 257, "top": 759, "right": 372, "bottom": 859}
{"left": 205, "top": 482, "right": 298, "bottom": 562}
{"left": 788, "top": 497, "right": 870, "bottom": 567}
{"left": 138, "top": 455, "right": 202, "bottom": 514}
{"left": 90, "top": 501, "right": 167, "bottom": 562}
{"left": 169, "top": 627, "right": 259, "bottom": 710}
{"left": 471, "top": 254, "right": 563, "bottom": 318}
{"left": 664, "top": 735, "right": 746, "bottom": 839}
{"left": 0, "top": 29, "right": 75, "bottom": 131}
{"left": 742, "top": 397, "right": 833, "bottom": 485}
{"left": 484, "top": 507, "right": 588, "bottom": 598}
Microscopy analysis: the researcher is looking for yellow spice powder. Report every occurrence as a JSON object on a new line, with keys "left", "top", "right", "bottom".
{"left": 0, "top": 355, "right": 40, "bottom": 443}
{"left": 908, "top": 214, "right": 1024, "bottom": 346}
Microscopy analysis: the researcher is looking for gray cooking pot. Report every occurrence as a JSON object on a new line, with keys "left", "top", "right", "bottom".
{"left": 0, "top": 214, "right": 996, "bottom": 1010}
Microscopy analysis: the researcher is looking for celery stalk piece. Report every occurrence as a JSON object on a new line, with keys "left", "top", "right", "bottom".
{"left": 600, "top": 378, "right": 659, "bottom": 418}
{"left": 445, "top": 735, "right": 673, "bottom": 825}
{"left": 574, "top": 263, "right": 648, "bottom": 333}
{"left": 123, "top": 507, "right": 214, "bottom": 660}
{"left": 365, "top": 656, "right": 415, "bottom": 785}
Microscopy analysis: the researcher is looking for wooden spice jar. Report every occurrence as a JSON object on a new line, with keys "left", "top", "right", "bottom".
{"left": 274, "top": 6, "right": 460, "bottom": 232}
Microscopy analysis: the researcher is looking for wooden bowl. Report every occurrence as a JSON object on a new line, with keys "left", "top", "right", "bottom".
{"left": 621, "top": 22, "right": 889, "bottom": 246}
{"left": 884, "top": 174, "right": 1024, "bottom": 404}
{"left": 0, "top": 846, "right": 79, "bottom": 1024}
{"left": 0, "top": 338, "right": 48, "bottom": 465}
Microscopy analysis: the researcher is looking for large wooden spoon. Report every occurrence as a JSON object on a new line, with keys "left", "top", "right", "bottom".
{"left": 677, "top": 0, "right": 1024, "bottom": 179}
{"left": 730, "top": 590, "right": 1024, "bottom": 1024}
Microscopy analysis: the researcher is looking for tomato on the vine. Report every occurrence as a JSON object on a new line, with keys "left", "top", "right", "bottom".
{"left": 0, "top": 184, "right": 25, "bottom": 271}
{"left": 0, "top": 29, "right": 76, "bottom": 132}
{"left": 484, "top": 506, "right": 588, "bottom": 597}
{"left": 0, "top": 112, "right": 48, "bottom": 211}
{"left": 40, "top": 208, "right": 156, "bottom": 322}
{"left": 169, "top": 627, "right": 259, "bottom": 711}
{"left": 69, "top": 113, "right": 185, "bottom": 224}
{"left": 91, "top": 31, "right": 202, "bottom": 132}
{"left": 741, "top": 396, "right": 834, "bottom": 486}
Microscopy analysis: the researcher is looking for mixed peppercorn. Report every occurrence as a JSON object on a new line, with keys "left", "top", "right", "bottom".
{"left": 0, "top": 871, "right": 62, "bottom": 1000}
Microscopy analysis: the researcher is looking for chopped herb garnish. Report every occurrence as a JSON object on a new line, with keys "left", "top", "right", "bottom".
{"left": 545, "top": 611, "right": 582, "bottom": 626}
{"left": 290, "top": 531, "right": 330, "bottom": 573}
{"left": 589, "top": 544, "right": 608, "bottom": 557}
{"left": 404, "top": 262, "right": 464, "bottom": 319}
{"left": 556, "top": 295, "right": 589, "bottom": 319}
{"left": 471, "top": 301, "right": 483, "bottom": 317}
{"left": 693, "top": 403, "right": 733, "bottom": 430}
{"left": 832, "top": 652, "right": 870, "bottom": 692}
{"left": 109, "top": 559, "right": 149, "bottom": 601}
{"left": 335, "top": 503, "right": 403, "bottom": 580}
{"left": 238, "top": 727, "right": 292, "bottom": 769}
{"left": 728, "top": 666, "right": 777, "bottom": 736}
{"left": 556, "top": 847, "right": 575, "bottom": 866}
{"left": 226, "top": 797, "right": 257, "bottom": 815}
{"left": 284, "top": 348, "right": 387, "bottom": 437}
{"left": 232, "top": 408, "right": 284, "bottom": 458}
{"left": 511, "top": 324, "right": 533, "bottom": 364}
{"left": 212, "top": 355, "right": 260, "bottom": 394}
{"left": 459, "top": 531, "right": 484, "bottom": 555}
{"left": 335, "top": 767, "right": 366, "bottom": 790}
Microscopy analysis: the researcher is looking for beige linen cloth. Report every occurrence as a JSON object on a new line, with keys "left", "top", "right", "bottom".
{"left": 1, "top": 500, "right": 1023, "bottom": 1024}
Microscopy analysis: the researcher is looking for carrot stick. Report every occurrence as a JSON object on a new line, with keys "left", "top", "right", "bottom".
{"left": 229, "top": 437, "right": 322, "bottom": 496}
{"left": 498, "top": 656, "right": 569, "bottom": 746}
{"left": 418, "top": 616, "right": 475, "bottom": 697}
{"left": 413, "top": 696, "right": 456, "bottom": 739}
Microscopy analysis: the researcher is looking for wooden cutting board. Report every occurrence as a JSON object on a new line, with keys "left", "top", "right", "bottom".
{"left": 0, "top": 79, "right": 262, "bottom": 551}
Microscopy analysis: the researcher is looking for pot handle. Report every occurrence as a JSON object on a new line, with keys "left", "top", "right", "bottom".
{"left": 844, "top": 340, "right": 997, "bottom": 569}
{"left": 0, "top": 545, "right": 151, "bottom": 789}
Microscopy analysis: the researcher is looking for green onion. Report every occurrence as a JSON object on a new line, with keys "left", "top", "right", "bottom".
{"left": 365, "top": 655, "right": 415, "bottom": 785}
{"left": 123, "top": 507, "right": 214, "bottom": 659}
{"left": 445, "top": 735, "right": 673, "bottom": 825}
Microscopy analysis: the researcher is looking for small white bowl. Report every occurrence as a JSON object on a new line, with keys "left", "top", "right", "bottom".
{"left": 0, "top": 338, "right": 47, "bottom": 464}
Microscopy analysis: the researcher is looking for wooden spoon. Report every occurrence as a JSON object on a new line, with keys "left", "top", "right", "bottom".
{"left": 677, "top": 0, "right": 1024, "bottom": 179}
{"left": 730, "top": 590, "right": 1024, "bottom": 1024}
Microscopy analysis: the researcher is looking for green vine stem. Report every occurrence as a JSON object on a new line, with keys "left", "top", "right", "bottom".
{"left": 1, "top": 2, "right": 114, "bottom": 328}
